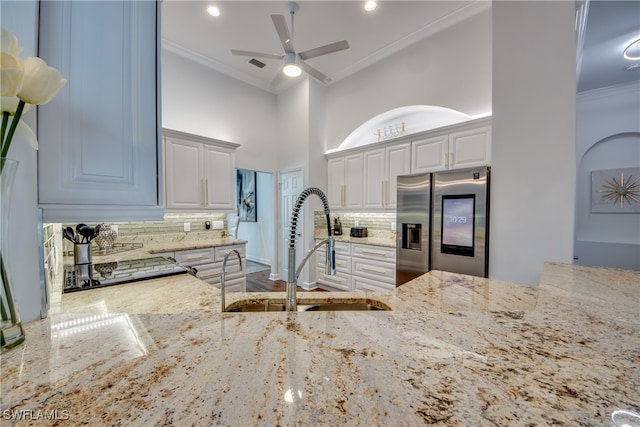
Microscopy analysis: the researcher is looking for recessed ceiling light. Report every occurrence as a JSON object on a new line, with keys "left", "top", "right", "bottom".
{"left": 364, "top": 1, "right": 377, "bottom": 12}
{"left": 623, "top": 38, "right": 640, "bottom": 60}
{"left": 207, "top": 5, "right": 220, "bottom": 17}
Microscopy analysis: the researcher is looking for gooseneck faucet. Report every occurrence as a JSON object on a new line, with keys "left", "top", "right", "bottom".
{"left": 221, "top": 249, "right": 243, "bottom": 312}
{"left": 287, "top": 187, "right": 336, "bottom": 311}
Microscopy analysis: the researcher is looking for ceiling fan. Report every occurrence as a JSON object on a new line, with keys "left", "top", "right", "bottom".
{"left": 231, "top": 2, "right": 349, "bottom": 86}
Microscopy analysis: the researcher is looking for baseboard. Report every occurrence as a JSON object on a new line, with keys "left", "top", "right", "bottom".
{"left": 247, "top": 256, "right": 271, "bottom": 266}
{"left": 268, "top": 272, "right": 279, "bottom": 281}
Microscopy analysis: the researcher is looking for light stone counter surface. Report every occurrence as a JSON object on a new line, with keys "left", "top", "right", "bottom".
{"left": 2, "top": 263, "right": 638, "bottom": 426}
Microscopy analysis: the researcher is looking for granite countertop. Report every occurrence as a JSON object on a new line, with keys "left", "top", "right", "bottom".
{"left": 2, "top": 263, "right": 638, "bottom": 425}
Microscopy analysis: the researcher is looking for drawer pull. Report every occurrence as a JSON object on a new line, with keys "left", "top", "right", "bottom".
{"left": 361, "top": 249, "right": 388, "bottom": 256}
{"left": 186, "top": 255, "right": 206, "bottom": 261}
{"left": 323, "top": 276, "right": 344, "bottom": 284}
{"left": 361, "top": 266, "right": 387, "bottom": 275}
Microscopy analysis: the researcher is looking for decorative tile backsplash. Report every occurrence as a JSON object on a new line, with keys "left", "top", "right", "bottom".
{"left": 62, "top": 213, "right": 228, "bottom": 238}
{"left": 314, "top": 211, "right": 396, "bottom": 234}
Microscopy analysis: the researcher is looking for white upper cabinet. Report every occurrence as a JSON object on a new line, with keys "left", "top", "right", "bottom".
{"left": 363, "top": 143, "right": 410, "bottom": 210}
{"left": 327, "top": 153, "right": 364, "bottom": 210}
{"left": 328, "top": 118, "right": 491, "bottom": 212}
{"left": 164, "top": 129, "right": 238, "bottom": 212}
{"left": 412, "top": 120, "right": 492, "bottom": 173}
{"left": 37, "top": 1, "right": 162, "bottom": 222}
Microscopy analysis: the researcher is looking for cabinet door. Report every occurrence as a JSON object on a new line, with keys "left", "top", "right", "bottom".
{"left": 363, "top": 148, "right": 385, "bottom": 209}
{"left": 449, "top": 126, "right": 492, "bottom": 168}
{"left": 327, "top": 157, "right": 345, "bottom": 209}
{"left": 37, "top": 1, "right": 161, "bottom": 222}
{"left": 385, "top": 143, "right": 411, "bottom": 209}
{"left": 203, "top": 145, "right": 235, "bottom": 210}
{"left": 411, "top": 135, "right": 448, "bottom": 173}
{"left": 344, "top": 153, "right": 364, "bottom": 209}
{"left": 165, "top": 138, "right": 204, "bottom": 209}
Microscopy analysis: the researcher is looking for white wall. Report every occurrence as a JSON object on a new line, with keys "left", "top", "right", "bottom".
{"left": 162, "top": 50, "right": 279, "bottom": 172}
{"left": 237, "top": 172, "right": 275, "bottom": 266}
{"left": 1, "top": 1, "right": 43, "bottom": 322}
{"left": 324, "top": 9, "right": 492, "bottom": 150}
{"left": 574, "top": 81, "right": 640, "bottom": 269}
{"left": 491, "top": 1, "right": 576, "bottom": 284}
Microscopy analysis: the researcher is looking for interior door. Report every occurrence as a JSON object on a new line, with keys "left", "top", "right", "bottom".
{"left": 280, "top": 169, "right": 304, "bottom": 282}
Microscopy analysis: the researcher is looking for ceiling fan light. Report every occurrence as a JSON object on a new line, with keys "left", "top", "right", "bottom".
{"left": 623, "top": 38, "right": 640, "bottom": 60}
{"left": 364, "top": 1, "right": 377, "bottom": 12}
{"left": 283, "top": 63, "right": 302, "bottom": 77}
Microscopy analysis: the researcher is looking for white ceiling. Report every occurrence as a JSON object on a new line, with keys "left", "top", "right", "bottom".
{"left": 578, "top": 0, "right": 640, "bottom": 92}
{"left": 161, "top": 1, "right": 484, "bottom": 92}
{"left": 162, "top": 1, "right": 640, "bottom": 94}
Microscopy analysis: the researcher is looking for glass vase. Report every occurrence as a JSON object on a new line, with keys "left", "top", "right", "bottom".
{"left": 1, "top": 158, "right": 25, "bottom": 351}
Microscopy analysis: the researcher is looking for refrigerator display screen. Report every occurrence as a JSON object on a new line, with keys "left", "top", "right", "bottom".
{"left": 441, "top": 195, "right": 475, "bottom": 257}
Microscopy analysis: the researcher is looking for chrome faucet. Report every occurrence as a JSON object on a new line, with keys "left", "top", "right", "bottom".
{"left": 286, "top": 187, "right": 336, "bottom": 311}
{"left": 220, "top": 249, "right": 243, "bottom": 312}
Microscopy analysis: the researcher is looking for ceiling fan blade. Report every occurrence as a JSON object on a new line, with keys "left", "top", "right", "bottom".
{"left": 231, "top": 49, "right": 284, "bottom": 60}
{"left": 271, "top": 67, "right": 287, "bottom": 86}
{"left": 299, "top": 60, "right": 331, "bottom": 84}
{"left": 271, "top": 14, "right": 295, "bottom": 54}
{"left": 298, "top": 40, "right": 349, "bottom": 61}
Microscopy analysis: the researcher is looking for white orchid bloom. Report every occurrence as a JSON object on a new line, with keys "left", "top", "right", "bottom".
{"left": 0, "top": 52, "right": 24, "bottom": 97}
{"left": 0, "top": 27, "right": 23, "bottom": 56}
{"left": 17, "top": 57, "right": 66, "bottom": 105}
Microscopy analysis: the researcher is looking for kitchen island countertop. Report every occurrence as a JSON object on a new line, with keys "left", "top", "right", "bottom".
{"left": 2, "top": 262, "right": 638, "bottom": 425}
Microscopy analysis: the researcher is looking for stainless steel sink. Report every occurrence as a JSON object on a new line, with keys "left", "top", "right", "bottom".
{"left": 226, "top": 300, "right": 390, "bottom": 312}
{"left": 303, "top": 303, "right": 387, "bottom": 311}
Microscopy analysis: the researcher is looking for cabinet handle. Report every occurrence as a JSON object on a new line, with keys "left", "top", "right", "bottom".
{"left": 205, "top": 179, "right": 209, "bottom": 206}
{"left": 386, "top": 181, "right": 391, "bottom": 205}
{"left": 380, "top": 181, "right": 384, "bottom": 206}
{"left": 186, "top": 255, "right": 206, "bottom": 261}
{"left": 361, "top": 266, "right": 387, "bottom": 275}
{"left": 200, "top": 179, "right": 206, "bottom": 206}
{"left": 323, "top": 275, "right": 344, "bottom": 284}
{"left": 361, "top": 249, "right": 388, "bottom": 256}
{"left": 449, "top": 152, "right": 455, "bottom": 167}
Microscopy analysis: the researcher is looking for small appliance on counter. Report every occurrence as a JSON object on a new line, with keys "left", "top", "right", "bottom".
{"left": 350, "top": 226, "right": 368, "bottom": 238}
{"left": 333, "top": 217, "right": 343, "bottom": 236}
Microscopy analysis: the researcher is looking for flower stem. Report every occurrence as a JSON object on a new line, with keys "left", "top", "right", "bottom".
{"left": 0, "top": 101, "right": 26, "bottom": 160}
{"left": 0, "top": 112, "right": 9, "bottom": 153}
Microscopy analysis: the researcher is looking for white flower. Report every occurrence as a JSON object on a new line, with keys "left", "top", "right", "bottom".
{"left": 0, "top": 27, "right": 23, "bottom": 56}
{"left": 17, "top": 57, "right": 66, "bottom": 105}
{"left": 0, "top": 52, "right": 24, "bottom": 97}
{"left": 0, "top": 96, "right": 29, "bottom": 115}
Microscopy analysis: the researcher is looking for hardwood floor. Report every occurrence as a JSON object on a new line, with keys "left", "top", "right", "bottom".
{"left": 245, "top": 269, "right": 325, "bottom": 292}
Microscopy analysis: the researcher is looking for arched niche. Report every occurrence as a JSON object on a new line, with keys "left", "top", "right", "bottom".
{"left": 334, "top": 105, "right": 475, "bottom": 151}
{"left": 574, "top": 131, "right": 640, "bottom": 269}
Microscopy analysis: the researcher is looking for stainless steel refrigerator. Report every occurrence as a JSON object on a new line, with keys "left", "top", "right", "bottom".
{"left": 396, "top": 166, "right": 490, "bottom": 285}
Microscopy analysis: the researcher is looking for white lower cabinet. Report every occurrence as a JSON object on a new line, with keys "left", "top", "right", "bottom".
{"left": 316, "top": 241, "right": 352, "bottom": 291}
{"left": 315, "top": 240, "right": 396, "bottom": 292}
{"left": 351, "top": 244, "right": 396, "bottom": 292}
{"left": 169, "top": 244, "right": 246, "bottom": 292}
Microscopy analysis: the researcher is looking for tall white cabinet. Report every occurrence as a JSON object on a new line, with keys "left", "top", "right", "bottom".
{"left": 37, "top": 1, "right": 162, "bottom": 222}
{"left": 163, "top": 129, "right": 239, "bottom": 212}
{"left": 327, "top": 153, "right": 364, "bottom": 210}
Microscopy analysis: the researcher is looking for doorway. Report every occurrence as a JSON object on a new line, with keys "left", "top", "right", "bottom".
{"left": 279, "top": 168, "right": 304, "bottom": 282}
{"left": 234, "top": 170, "right": 277, "bottom": 279}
